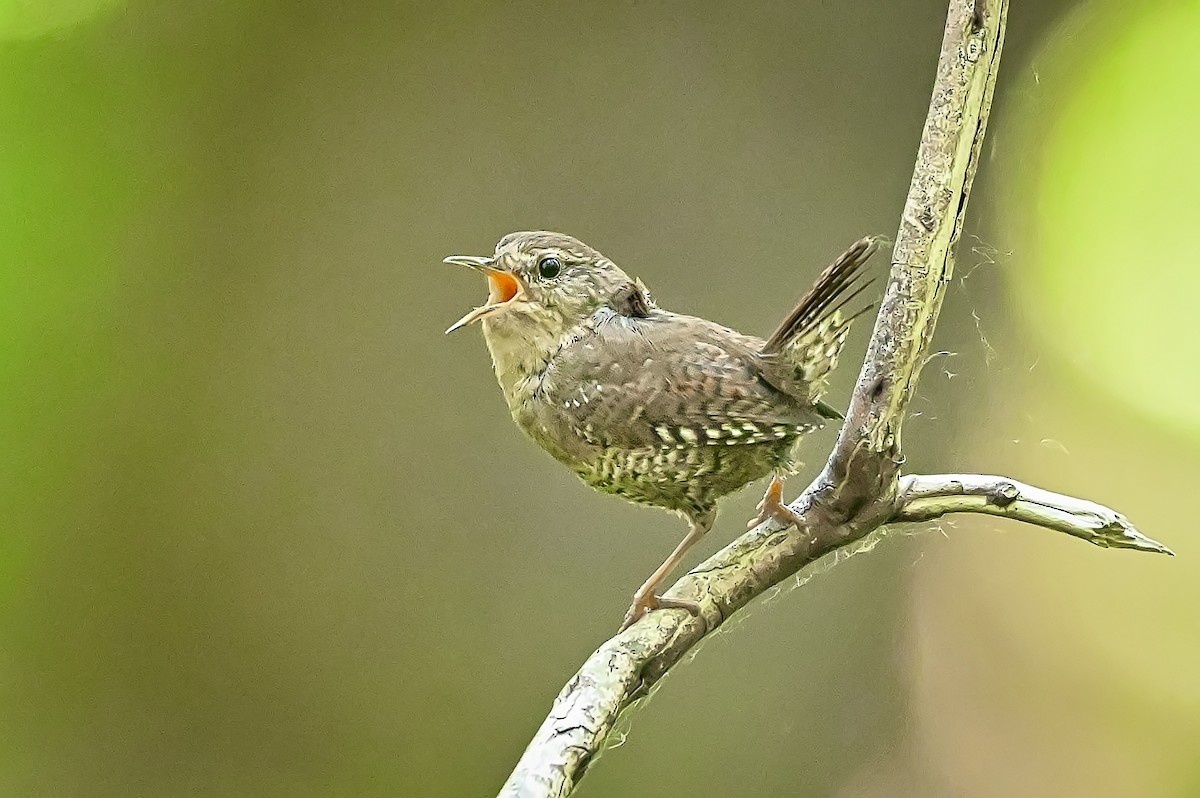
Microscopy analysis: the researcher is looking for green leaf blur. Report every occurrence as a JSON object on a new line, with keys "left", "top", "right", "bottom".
{"left": 1017, "top": 2, "right": 1200, "bottom": 438}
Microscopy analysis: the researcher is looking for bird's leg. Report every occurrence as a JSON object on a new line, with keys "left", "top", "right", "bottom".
{"left": 749, "top": 474, "right": 804, "bottom": 529}
{"left": 618, "top": 513, "right": 713, "bottom": 632}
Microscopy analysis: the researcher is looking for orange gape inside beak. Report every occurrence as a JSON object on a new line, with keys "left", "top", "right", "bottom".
{"left": 487, "top": 271, "right": 520, "bottom": 304}
{"left": 444, "top": 266, "right": 524, "bottom": 334}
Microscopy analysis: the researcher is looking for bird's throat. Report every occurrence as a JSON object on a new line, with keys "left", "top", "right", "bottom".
{"left": 481, "top": 316, "right": 560, "bottom": 410}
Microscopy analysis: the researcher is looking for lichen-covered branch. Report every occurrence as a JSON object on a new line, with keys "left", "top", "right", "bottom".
{"left": 497, "top": 3, "right": 1164, "bottom": 796}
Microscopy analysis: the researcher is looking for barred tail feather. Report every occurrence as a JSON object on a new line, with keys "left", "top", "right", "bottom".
{"left": 759, "top": 236, "right": 883, "bottom": 356}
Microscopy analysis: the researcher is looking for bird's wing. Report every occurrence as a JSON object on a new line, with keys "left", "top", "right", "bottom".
{"left": 540, "top": 309, "right": 825, "bottom": 451}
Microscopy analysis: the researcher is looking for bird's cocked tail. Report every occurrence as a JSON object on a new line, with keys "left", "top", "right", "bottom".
{"left": 759, "top": 236, "right": 885, "bottom": 398}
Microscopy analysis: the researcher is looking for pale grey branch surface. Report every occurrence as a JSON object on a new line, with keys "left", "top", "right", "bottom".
{"left": 497, "top": 3, "right": 1166, "bottom": 797}
{"left": 895, "top": 474, "right": 1173, "bottom": 555}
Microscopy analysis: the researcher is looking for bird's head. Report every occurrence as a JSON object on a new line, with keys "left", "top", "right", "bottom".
{"left": 444, "top": 231, "right": 635, "bottom": 347}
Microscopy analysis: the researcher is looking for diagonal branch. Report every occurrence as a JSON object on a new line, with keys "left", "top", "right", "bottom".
{"left": 497, "top": 2, "right": 1168, "bottom": 796}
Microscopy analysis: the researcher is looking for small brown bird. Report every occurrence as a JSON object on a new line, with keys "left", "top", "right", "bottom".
{"left": 446, "top": 232, "right": 880, "bottom": 630}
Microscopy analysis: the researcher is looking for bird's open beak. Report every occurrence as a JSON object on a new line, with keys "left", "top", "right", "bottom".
{"left": 443, "top": 255, "right": 526, "bottom": 334}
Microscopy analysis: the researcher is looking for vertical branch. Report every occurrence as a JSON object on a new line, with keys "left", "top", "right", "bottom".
{"left": 837, "top": 0, "right": 1006, "bottom": 466}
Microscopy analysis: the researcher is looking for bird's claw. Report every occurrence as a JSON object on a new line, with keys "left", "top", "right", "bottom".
{"left": 618, "top": 592, "right": 701, "bottom": 632}
{"left": 748, "top": 475, "right": 804, "bottom": 530}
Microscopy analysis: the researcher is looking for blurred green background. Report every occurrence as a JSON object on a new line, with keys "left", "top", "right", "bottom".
{"left": 2, "top": 1, "right": 1196, "bottom": 796}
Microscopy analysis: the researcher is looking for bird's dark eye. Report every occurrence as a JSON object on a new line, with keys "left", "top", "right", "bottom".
{"left": 537, "top": 256, "right": 562, "bottom": 279}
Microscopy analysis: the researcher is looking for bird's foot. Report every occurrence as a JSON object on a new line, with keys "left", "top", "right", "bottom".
{"left": 618, "top": 591, "right": 701, "bottom": 633}
{"left": 749, "top": 475, "right": 804, "bottom": 530}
